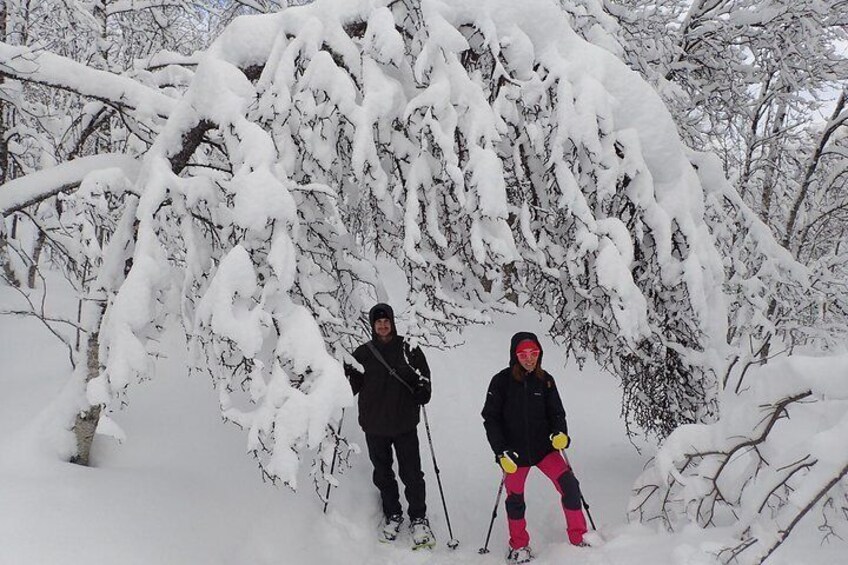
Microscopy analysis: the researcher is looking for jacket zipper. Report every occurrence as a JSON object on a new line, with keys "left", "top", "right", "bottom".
{"left": 523, "top": 378, "right": 530, "bottom": 467}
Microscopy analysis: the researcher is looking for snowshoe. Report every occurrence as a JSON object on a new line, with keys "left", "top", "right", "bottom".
{"left": 580, "top": 531, "right": 604, "bottom": 547}
{"left": 506, "top": 545, "right": 534, "bottom": 564}
{"left": 379, "top": 514, "right": 403, "bottom": 543}
{"left": 409, "top": 517, "right": 435, "bottom": 550}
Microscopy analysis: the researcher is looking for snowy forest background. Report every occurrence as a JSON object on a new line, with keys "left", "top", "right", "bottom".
{"left": 0, "top": 1, "right": 846, "bottom": 564}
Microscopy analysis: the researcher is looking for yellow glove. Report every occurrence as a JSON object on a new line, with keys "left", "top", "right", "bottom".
{"left": 551, "top": 432, "right": 570, "bottom": 450}
{"left": 498, "top": 452, "right": 518, "bottom": 474}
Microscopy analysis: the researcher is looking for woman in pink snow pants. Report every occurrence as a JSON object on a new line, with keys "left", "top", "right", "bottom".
{"left": 481, "top": 332, "right": 588, "bottom": 563}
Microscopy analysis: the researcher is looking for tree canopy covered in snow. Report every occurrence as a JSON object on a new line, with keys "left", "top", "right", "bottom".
{"left": 90, "top": 0, "right": 740, "bottom": 480}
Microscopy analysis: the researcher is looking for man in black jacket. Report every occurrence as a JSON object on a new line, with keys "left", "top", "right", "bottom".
{"left": 344, "top": 303, "right": 434, "bottom": 548}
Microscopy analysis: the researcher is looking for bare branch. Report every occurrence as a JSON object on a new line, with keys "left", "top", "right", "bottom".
{"left": 0, "top": 280, "right": 77, "bottom": 368}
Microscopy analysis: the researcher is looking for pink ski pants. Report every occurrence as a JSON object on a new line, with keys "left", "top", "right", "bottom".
{"left": 503, "top": 451, "right": 587, "bottom": 548}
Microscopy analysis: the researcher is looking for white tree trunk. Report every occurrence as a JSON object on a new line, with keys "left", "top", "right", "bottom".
{"left": 70, "top": 300, "right": 105, "bottom": 466}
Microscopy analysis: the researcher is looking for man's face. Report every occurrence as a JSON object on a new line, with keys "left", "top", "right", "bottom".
{"left": 374, "top": 318, "right": 392, "bottom": 338}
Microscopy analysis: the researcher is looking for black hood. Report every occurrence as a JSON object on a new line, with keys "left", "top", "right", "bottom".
{"left": 369, "top": 303, "right": 397, "bottom": 340}
{"left": 509, "top": 331, "right": 543, "bottom": 368}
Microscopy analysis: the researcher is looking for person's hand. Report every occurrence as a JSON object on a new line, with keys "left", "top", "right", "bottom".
{"left": 413, "top": 381, "right": 430, "bottom": 405}
{"left": 551, "top": 432, "right": 570, "bottom": 450}
{"left": 498, "top": 451, "right": 519, "bottom": 474}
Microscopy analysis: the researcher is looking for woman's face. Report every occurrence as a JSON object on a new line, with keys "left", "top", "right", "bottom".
{"left": 517, "top": 350, "right": 540, "bottom": 371}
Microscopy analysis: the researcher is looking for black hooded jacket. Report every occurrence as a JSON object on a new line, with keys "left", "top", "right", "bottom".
{"left": 481, "top": 332, "right": 568, "bottom": 467}
{"left": 344, "top": 303, "right": 431, "bottom": 436}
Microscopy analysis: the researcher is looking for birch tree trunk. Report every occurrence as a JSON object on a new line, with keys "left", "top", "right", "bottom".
{"left": 0, "top": 0, "right": 20, "bottom": 287}
{"left": 70, "top": 300, "right": 105, "bottom": 466}
{"left": 69, "top": 196, "right": 139, "bottom": 466}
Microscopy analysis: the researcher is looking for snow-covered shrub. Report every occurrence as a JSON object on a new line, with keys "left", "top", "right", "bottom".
{"left": 629, "top": 354, "right": 848, "bottom": 565}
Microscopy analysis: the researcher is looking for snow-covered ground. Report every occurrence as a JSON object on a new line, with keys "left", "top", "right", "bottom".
{"left": 0, "top": 280, "right": 843, "bottom": 565}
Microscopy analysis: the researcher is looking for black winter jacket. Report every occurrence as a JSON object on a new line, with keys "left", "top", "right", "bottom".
{"left": 481, "top": 332, "right": 568, "bottom": 467}
{"left": 344, "top": 304, "right": 431, "bottom": 436}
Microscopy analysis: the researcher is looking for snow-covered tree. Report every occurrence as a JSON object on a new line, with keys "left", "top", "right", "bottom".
{"left": 0, "top": 0, "right": 214, "bottom": 465}
{"left": 0, "top": 0, "right": 210, "bottom": 285}
{"left": 595, "top": 4, "right": 848, "bottom": 556}
{"left": 13, "top": 0, "right": 811, "bottom": 498}
{"left": 75, "top": 0, "right": 733, "bottom": 495}
{"left": 606, "top": 0, "right": 848, "bottom": 352}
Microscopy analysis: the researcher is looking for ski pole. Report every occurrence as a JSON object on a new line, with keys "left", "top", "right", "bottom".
{"left": 322, "top": 408, "right": 346, "bottom": 514}
{"left": 421, "top": 405, "right": 459, "bottom": 549}
{"left": 478, "top": 475, "right": 505, "bottom": 554}
{"left": 561, "top": 450, "right": 597, "bottom": 530}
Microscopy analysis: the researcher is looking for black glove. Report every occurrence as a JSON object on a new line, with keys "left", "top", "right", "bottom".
{"left": 413, "top": 380, "right": 431, "bottom": 405}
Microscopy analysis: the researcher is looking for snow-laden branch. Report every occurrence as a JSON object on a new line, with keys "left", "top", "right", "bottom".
{"left": 629, "top": 354, "right": 848, "bottom": 565}
{"left": 0, "top": 42, "right": 177, "bottom": 119}
{"left": 137, "top": 50, "right": 202, "bottom": 72}
{"left": 96, "top": 10, "right": 357, "bottom": 489}
{"left": 691, "top": 150, "right": 812, "bottom": 349}
{"left": 0, "top": 154, "right": 140, "bottom": 217}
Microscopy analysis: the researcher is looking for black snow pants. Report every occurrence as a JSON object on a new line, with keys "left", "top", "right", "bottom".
{"left": 365, "top": 428, "right": 427, "bottom": 520}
